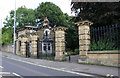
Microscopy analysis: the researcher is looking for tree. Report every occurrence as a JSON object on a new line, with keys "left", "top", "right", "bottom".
{"left": 71, "top": 2, "right": 120, "bottom": 51}
{"left": 2, "top": 6, "right": 36, "bottom": 45}
{"left": 4, "top": 6, "right": 36, "bottom": 29}
{"left": 64, "top": 13, "right": 79, "bottom": 51}
{"left": 35, "top": 2, "right": 68, "bottom": 27}
{"left": 2, "top": 27, "right": 13, "bottom": 45}
{"left": 2, "top": 2, "right": 79, "bottom": 52}
{"left": 71, "top": 2, "right": 120, "bottom": 26}
{"left": 35, "top": 2, "right": 79, "bottom": 51}
{"left": 66, "top": 25, "right": 79, "bottom": 52}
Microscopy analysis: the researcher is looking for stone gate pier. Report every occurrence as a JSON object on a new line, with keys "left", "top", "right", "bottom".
{"left": 52, "top": 27, "right": 67, "bottom": 61}
{"left": 31, "top": 33, "right": 39, "bottom": 58}
{"left": 75, "top": 20, "right": 93, "bottom": 63}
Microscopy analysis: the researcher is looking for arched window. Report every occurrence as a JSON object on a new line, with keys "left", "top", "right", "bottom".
{"left": 44, "top": 29, "right": 50, "bottom": 39}
{"left": 45, "top": 31, "right": 48, "bottom": 37}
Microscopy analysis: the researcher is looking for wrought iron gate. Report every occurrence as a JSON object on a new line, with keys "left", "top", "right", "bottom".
{"left": 37, "top": 39, "right": 55, "bottom": 59}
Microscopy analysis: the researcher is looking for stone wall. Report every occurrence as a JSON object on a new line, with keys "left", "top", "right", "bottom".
{"left": 88, "top": 50, "right": 120, "bottom": 67}
{"left": 1, "top": 44, "right": 13, "bottom": 53}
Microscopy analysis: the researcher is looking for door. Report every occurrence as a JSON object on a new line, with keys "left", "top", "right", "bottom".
{"left": 42, "top": 42, "right": 52, "bottom": 54}
{"left": 41, "top": 42, "right": 54, "bottom": 58}
{"left": 26, "top": 42, "right": 30, "bottom": 57}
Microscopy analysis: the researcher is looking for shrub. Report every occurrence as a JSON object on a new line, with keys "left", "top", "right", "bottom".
{"left": 90, "top": 39, "right": 117, "bottom": 51}
{"left": 66, "top": 50, "right": 79, "bottom": 56}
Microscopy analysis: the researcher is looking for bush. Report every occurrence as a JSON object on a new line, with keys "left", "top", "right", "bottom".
{"left": 66, "top": 49, "right": 79, "bottom": 56}
{"left": 90, "top": 39, "right": 117, "bottom": 51}
{"left": 74, "top": 49, "right": 79, "bottom": 54}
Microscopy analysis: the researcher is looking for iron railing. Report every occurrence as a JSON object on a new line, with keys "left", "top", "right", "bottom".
{"left": 90, "top": 24, "right": 120, "bottom": 51}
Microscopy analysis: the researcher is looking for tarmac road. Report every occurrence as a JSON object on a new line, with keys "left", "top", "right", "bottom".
{"left": 1, "top": 52, "right": 119, "bottom": 78}
{"left": 1, "top": 55, "right": 98, "bottom": 78}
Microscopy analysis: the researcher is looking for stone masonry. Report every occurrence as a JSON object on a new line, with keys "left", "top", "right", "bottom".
{"left": 21, "top": 36, "right": 28, "bottom": 57}
{"left": 31, "top": 33, "right": 39, "bottom": 58}
{"left": 16, "top": 26, "right": 67, "bottom": 61}
{"left": 75, "top": 20, "right": 93, "bottom": 63}
{"left": 52, "top": 27, "right": 67, "bottom": 61}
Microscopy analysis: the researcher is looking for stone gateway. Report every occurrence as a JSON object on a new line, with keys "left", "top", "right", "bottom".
{"left": 15, "top": 24, "right": 67, "bottom": 61}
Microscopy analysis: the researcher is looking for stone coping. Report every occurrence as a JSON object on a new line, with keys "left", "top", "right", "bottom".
{"left": 75, "top": 20, "right": 93, "bottom": 26}
{"left": 88, "top": 50, "right": 120, "bottom": 54}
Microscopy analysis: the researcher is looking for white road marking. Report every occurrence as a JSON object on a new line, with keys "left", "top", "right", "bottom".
{"left": 0, "top": 66, "right": 3, "bottom": 69}
{"left": 12, "top": 72, "right": 20, "bottom": 76}
{"left": 13, "top": 72, "right": 23, "bottom": 78}
{"left": 106, "top": 74, "right": 114, "bottom": 78}
{"left": 110, "top": 75, "right": 114, "bottom": 77}
{"left": 106, "top": 74, "right": 110, "bottom": 77}
{"left": 0, "top": 72, "right": 11, "bottom": 74}
{"left": 5, "top": 56, "right": 94, "bottom": 77}
{"left": 60, "top": 68, "right": 65, "bottom": 69}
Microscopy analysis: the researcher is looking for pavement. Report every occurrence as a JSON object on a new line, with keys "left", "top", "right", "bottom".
{"left": 66, "top": 55, "right": 79, "bottom": 63}
{"left": 1, "top": 51, "right": 120, "bottom": 78}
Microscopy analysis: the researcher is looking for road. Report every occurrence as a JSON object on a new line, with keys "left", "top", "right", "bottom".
{"left": 0, "top": 55, "right": 99, "bottom": 78}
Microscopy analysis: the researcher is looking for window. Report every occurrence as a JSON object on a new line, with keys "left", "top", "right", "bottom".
{"left": 43, "top": 44, "right": 46, "bottom": 51}
{"left": 48, "top": 43, "right": 50, "bottom": 50}
{"left": 44, "top": 29, "right": 50, "bottom": 38}
{"left": 45, "top": 31, "right": 48, "bottom": 37}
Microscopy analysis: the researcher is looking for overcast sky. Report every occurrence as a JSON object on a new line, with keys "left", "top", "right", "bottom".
{"left": 0, "top": 0, "right": 72, "bottom": 28}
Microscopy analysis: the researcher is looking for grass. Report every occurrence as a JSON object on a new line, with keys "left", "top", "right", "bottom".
{"left": 3, "top": 55, "right": 8, "bottom": 58}
{"left": 40, "top": 58, "right": 55, "bottom": 61}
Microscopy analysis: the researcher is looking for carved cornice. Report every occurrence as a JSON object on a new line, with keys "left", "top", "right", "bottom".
{"left": 75, "top": 20, "right": 93, "bottom": 26}
{"left": 52, "top": 26, "right": 68, "bottom": 31}
{"left": 37, "top": 25, "right": 52, "bottom": 30}
{"left": 30, "top": 32, "right": 39, "bottom": 36}
{"left": 19, "top": 34, "right": 28, "bottom": 38}
{"left": 16, "top": 26, "right": 38, "bottom": 32}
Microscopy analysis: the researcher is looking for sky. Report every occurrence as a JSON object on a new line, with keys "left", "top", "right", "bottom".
{"left": 0, "top": 0, "right": 72, "bottom": 28}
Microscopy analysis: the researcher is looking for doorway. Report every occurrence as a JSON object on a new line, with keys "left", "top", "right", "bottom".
{"left": 38, "top": 41, "right": 54, "bottom": 59}
{"left": 26, "top": 42, "right": 30, "bottom": 57}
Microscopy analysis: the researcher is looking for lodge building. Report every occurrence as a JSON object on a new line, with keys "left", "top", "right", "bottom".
{"left": 15, "top": 19, "right": 67, "bottom": 61}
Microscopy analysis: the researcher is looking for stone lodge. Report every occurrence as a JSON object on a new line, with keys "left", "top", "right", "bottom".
{"left": 15, "top": 19, "right": 67, "bottom": 61}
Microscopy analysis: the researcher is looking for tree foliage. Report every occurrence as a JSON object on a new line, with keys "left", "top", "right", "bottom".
{"left": 66, "top": 25, "right": 79, "bottom": 51}
{"left": 4, "top": 6, "right": 36, "bottom": 29}
{"left": 2, "top": 27, "right": 13, "bottom": 45}
{"left": 35, "top": 2, "right": 79, "bottom": 51}
{"left": 71, "top": 2, "right": 120, "bottom": 26}
{"left": 64, "top": 13, "right": 79, "bottom": 51}
{"left": 2, "top": 6, "right": 36, "bottom": 45}
{"left": 2, "top": 2, "right": 79, "bottom": 52}
{"left": 35, "top": 2, "right": 68, "bottom": 26}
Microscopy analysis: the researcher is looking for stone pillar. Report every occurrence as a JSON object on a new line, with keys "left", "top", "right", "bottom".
{"left": 21, "top": 41, "right": 26, "bottom": 56}
{"left": 20, "top": 36, "right": 28, "bottom": 57}
{"left": 31, "top": 33, "right": 38, "bottom": 58}
{"left": 75, "top": 20, "right": 93, "bottom": 63}
{"left": 52, "top": 27, "right": 67, "bottom": 61}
